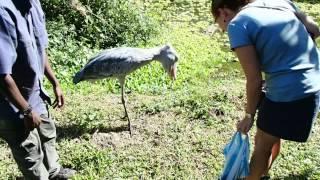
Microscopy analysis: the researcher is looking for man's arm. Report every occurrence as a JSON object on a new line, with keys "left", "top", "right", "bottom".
{"left": 44, "top": 52, "right": 64, "bottom": 108}
{"left": 0, "top": 11, "right": 41, "bottom": 130}
{"left": 0, "top": 75, "right": 42, "bottom": 130}
{"left": 0, "top": 74, "right": 29, "bottom": 111}
{"left": 44, "top": 53, "right": 60, "bottom": 87}
{"left": 295, "top": 10, "right": 320, "bottom": 40}
{"left": 285, "top": 0, "right": 319, "bottom": 40}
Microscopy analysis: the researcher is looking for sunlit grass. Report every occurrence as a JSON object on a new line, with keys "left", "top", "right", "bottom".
{"left": 0, "top": 0, "right": 320, "bottom": 179}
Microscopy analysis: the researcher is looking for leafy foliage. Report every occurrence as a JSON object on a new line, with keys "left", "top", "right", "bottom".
{"left": 45, "top": 20, "right": 95, "bottom": 84}
{"left": 42, "top": 0, "right": 159, "bottom": 49}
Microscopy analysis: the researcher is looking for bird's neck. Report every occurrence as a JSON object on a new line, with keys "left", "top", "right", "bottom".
{"left": 149, "top": 47, "right": 166, "bottom": 63}
{"left": 135, "top": 47, "right": 163, "bottom": 64}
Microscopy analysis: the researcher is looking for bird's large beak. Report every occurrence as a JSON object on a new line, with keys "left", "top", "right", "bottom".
{"left": 170, "top": 63, "right": 177, "bottom": 80}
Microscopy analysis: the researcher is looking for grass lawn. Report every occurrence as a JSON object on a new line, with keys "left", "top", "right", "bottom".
{"left": 0, "top": 1, "right": 320, "bottom": 179}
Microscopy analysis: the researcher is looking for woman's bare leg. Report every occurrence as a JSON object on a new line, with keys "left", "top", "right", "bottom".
{"left": 246, "top": 129, "right": 280, "bottom": 180}
{"left": 263, "top": 140, "right": 281, "bottom": 176}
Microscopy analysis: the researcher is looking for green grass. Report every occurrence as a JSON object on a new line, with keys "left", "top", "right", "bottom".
{"left": 0, "top": 0, "right": 320, "bottom": 179}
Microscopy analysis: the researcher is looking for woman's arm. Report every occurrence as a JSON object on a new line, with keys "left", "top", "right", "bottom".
{"left": 234, "top": 45, "right": 262, "bottom": 133}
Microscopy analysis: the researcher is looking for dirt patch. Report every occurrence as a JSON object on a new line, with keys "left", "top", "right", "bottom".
{"left": 90, "top": 111, "right": 177, "bottom": 149}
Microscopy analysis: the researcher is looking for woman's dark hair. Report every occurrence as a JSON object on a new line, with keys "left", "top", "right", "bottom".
{"left": 211, "top": 0, "right": 250, "bottom": 18}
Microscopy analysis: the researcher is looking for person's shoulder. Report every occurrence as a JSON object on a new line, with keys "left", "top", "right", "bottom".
{"left": 230, "top": 10, "right": 252, "bottom": 25}
{"left": 260, "top": 0, "right": 297, "bottom": 11}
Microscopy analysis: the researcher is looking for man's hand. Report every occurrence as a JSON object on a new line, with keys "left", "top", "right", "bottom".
{"left": 237, "top": 116, "right": 254, "bottom": 134}
{"left": 52, "top": 85, "right": 64, "bottom": 108}
{"left": 24, "top": 111, "right": 42, "bottom": 131}
{"left": 295, "top": 11, "right": 320, "bottom": 40}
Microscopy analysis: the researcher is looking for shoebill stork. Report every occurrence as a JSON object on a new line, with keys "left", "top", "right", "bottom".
{"left": 73, "top": 44, "right": 179, "bottom": 136}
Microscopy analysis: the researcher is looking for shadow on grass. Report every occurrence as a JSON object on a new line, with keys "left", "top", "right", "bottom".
{"left": 56, "top": 124, "right": 129, "bottom": 141}
{"left": 0, "top": 125, "right": 129, "bottom": 143}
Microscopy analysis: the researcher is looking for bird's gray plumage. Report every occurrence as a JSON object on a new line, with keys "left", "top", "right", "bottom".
{"left": 73, "top": 44, "right": 179, "bottom": 136}
{"left": 73, "top": 45, "right": 178, "bottom": 84}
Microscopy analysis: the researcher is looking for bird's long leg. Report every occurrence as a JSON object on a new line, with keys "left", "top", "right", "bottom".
{"left": 119, "top": 77, "right": 132, "bottom": 136}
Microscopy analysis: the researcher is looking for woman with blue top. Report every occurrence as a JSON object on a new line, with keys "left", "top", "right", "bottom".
{"left": 211, "top": 0, "right": 320, "bottom": 179}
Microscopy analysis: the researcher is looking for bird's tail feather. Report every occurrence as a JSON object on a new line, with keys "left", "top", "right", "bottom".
{"left": 73, "top": 70, "right": 84, "bottom": 84}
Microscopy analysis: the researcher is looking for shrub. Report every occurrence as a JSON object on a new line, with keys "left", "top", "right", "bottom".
{"left": 42, "top": 0, "right": 159, "bottom": 49}
{"left": 45, "top": 19, "right": 96, "bottom": 84}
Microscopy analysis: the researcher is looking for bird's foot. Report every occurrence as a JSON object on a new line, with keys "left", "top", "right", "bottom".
{"left": 128, "top": 123, "right": 132, "bottom": 137}
{"left": 128, "top": 118, "right": 132, "bottom": 137}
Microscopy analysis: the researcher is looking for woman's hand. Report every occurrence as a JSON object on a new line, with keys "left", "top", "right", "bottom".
{"left": 237, "top": 116, "right": 254, "bottom": 134}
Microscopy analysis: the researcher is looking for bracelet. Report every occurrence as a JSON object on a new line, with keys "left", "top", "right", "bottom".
{"left": 244, "top": 112, "right": 254, "bottom": 120}
{"left": 22, "top": 105, "right": 32, "bottom": 117}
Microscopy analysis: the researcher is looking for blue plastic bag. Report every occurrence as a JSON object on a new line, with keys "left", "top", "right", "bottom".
{"left": 220, "top": 132, "right": 250, "bottom": 180}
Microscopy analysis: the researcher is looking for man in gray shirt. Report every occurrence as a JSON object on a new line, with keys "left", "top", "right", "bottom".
{"left": 0, "top": 0, "right": 75, "bottom": 179}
